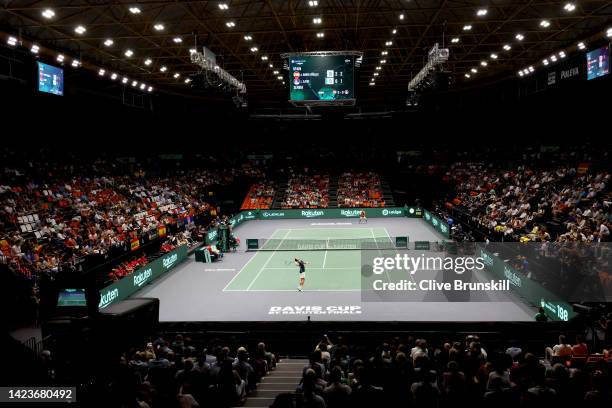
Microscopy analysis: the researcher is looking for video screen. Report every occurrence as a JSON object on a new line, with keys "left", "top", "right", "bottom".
{"left": 288, "top": 55, "right": 354, "bottom": 101}
{"left": 57, "top": 288, "right": 86, "bottom": 307}
{"left": 37, "top": 61, "right": 64, "bottom": 95}
{"left": 586, "top": 44, "right": 610, "bottom": 80}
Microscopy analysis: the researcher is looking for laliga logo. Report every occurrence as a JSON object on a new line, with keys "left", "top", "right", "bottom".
{"left": 163, "top": 253, "right": 178, "bottom": 269}
{"left": 134, "top": 268, "right": 153, "bottom": 287}
{"left": 382, "top": 209, "right": 402, "bottom": 216}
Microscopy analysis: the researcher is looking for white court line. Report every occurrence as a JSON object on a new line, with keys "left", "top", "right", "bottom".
{"left": 222, "top": 229, "right": 286, "bottom": 291}
{"left": 322, "top": 238, "right": 329, "bottom": 268}
{"left": 264, "top": 267, "right": 355, "bottom": 270}
{"left": 224, "top": 288, "right": 362, "bottom": 292}
{"left": 246, "top": 229, "right": 291, "bottom": 291}
{"left": 370, "top": 227, "right": 392, "bottom": 286}
{"left": 204, "top": 268, "right": 236, "bottom": 272}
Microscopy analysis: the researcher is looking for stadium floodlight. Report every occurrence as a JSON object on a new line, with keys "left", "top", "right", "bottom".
{"left": 250, "top": 46, "right": 258, "bottom": 52}
{"left": 399, "top": 13, "right": 405, "bottom": 20}
{"left": 392, "top": 29, "right": 397, "bottom": 35}
{"left": 218, "top": 3, "right": 229, "bottom": 10}
{"left": 490, "top": 54, "right": 498, "bottom": 60}
{"left": 540, "top": 20, "right": 551, "bottom": 28}
{"left": 144, "top": 58, "right": 152, "bottom": 66}
{"left": 111, "top": 73, "right": 118, "bottom": 80}
{"left": 543, "top": 59, "right": 549, "bottom": 65}
{"left": 277, "top": 75, "right": 283, "bottom": 80}
{"left": 317, "top": 32, "right": 325, "bottom": 38}
{"left": 451, "top": 37, "right": 459, "bottom": 43}
{"left": 184, "top": 78, "right": 191, "bottom": 84}
{"left": 369, "top": 82, "right": 375, "bottom": 86}
{"left": 381, "top": 50, "right": 388, "bottom": 55}
{"left": 147, "top": 86, "right": 153, "bottom": 92}
{"left": 122, "top": 77, "right": 128, "bottom": 84}
{"left": 385, "top": 41, "right": 393, "bottom": 46}
{"left": 564, "top": 3, "right": 576, "bottom": 12}
{"left": 480, "top": 61, "right": 488, "bottom": 66}
{"left": 189, "top": 49, "right": 196, "bottom": 54}
{"left": 313, "top": 17, "right": 322, "bottom": 24}
{"left": 273, "top": 70, "right": 279, "bottom": 74}
{"left": 225, "top": 21, "right": 235, "bottom": 28}
{"left": 98, "top": 69, "right": 105, "bottom": 76}
{"left": 577, "top": 41, "right": 586, "bottom": 50}
{"left": 380, "top": 59, "right": 386, "bottom": 64}
{"left": 7, "top": 36, "right": 17, "bottom": 46}
{"left": 131, "top": 80, "right": 138, "bottom": 87}
{"left": 31, "top": 44, "right": 40, "bottom": 54}
{"left": 375, "top": 66, "right": 382, "bottom": 70}
{"left": 559, "top": 51, "right": 566, "bottom": 58}
{"left": 606, "top": 28, "right": 612, "bottom": 38}
{"left": 550, "top": 55, "right": 557, "bottom": 62}
{"left": 471, "top": 68, "right": 477, "bottom": 73}
{"left": 124, "top": 49, "right": 134, "bottom": 57}
{"left": 56, "top": 54, "right": 65, "bottom": 62}
{"left": 243, "top": 35, "right": 253, "bottom": 41}
{"left": 160, "top": 66, "right": 167, "bottom": 72}
{"left": 129, "top": 7, "right": 141, "bottom": 14}
{"left": 153, "top": 23, "right": 165, "bottom": 31}
{"left": 464, "top": 73, "right": 471, "bottom": 78}
{"left": 528, "top": 66, "right": 534, "bottom": 72}
{"left": 308, "top": 1, "right": 319, "bottom": 7}
{"left": 269, "top": 63, "right": 273, "bottom": 68}
{"left": 373, "top": 72, "right": 379, "bottom": 76}
{"left": 515, "top": 33, "right": 524, "bottom": 41}
{"left": 42, "top": 9, "right": 55, "bottom": 19}
{"left": 104, "top": 39, "right": 114, "bottom": 47}
{"left": 518, "top": 70, "right": 524, "bottom": 77}
{"left": 173, "top": 73, "right": 180, "bottom": 78}
{"left": 140, "top": 83, "right": 146, "bottom": 90}
{"left": 463, "top": 25, "right": 472, "bottom": 31}
{"left": 503, "top": 44, "right": 512, "bottom": 51}
{"left": 173, "top": 37, "right": 182, "bottom": 43}
{"left": 75, "top": 25, "right": 86, "bottom": 35}
{"left": 476, "top": 9, "right": 487, "bottom": 17}
{"left": 261, "top": 55, "right": 268, "bottom": 61}
{"left": 71, "top": 59, "right": 80, "bottom": 67}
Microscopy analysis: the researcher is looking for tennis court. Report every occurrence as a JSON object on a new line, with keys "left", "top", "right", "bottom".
{"left": 223, "top": 227, "right": 396, "bottom": 292}
{"left": 137, "top": 217, "right": 534, "bottom": 322}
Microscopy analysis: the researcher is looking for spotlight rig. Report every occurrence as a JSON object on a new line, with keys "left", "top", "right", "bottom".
{"left": 407, "top": 43, "right": 450, "bottom": 96}
{"left": 191, "top": 46, "right": 246, "bottom": 94}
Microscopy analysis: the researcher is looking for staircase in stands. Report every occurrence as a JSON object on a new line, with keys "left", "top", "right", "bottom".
{"left": 380, "top": 176, "right": 396, "bottom": 207}
{"left": 239, "top": 358, "right": 306, "bottom": 407}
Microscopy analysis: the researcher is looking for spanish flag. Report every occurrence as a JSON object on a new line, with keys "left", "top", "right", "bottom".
{"left": 130, "top": 239, "right": 140, "bottom": 251}
{"left": 158, "top": 226, "right": 167, "bottom": 237}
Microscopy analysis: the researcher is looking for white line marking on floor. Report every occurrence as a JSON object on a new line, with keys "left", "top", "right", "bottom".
{"left": 246, "top": 229, "right": 291, "bottom": 291}
{"left": 222, "top": 229, "right": 286, "bottom": 291}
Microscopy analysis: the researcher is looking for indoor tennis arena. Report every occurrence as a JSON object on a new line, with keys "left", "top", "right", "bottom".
{"left": 1, "top": 2, "right": 611, "bottom": 407}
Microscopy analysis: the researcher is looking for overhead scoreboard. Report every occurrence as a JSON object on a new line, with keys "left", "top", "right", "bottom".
{"left": 283, "top": 51, "right": 361, "bottom": 106}
{"left": 37, "top": 61, "right": 64, "bottom": 96}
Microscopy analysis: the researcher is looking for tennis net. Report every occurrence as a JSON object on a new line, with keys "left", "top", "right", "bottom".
{"left": 247, "top": 237, "right": 409, "bottom": 251}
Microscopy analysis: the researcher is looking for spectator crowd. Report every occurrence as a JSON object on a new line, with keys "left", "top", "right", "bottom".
{"left": 337, "top": 172, "right": 385, "bottom": 208}
{"left": 241, "top": 182, "right": 276, "bottom": 210}
{"left": 444, "top": 162, "right": 610, "bottom": 243}
{"left": 281, "top": 175, "right": 330, "bottom": 209}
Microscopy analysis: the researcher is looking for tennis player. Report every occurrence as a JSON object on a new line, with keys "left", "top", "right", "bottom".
{"left": 295, "top": 258, "right": 308, "bottom": 291}
{"left": 359, "top": 210, "right": 367, "bottom": 224}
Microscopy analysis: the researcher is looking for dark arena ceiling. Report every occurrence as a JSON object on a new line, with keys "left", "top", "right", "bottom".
{"left": 1, "top": 0, "right": 612, "bottom": 103}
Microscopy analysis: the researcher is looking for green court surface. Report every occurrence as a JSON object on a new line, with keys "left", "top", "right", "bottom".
{"left": 223, "top": 227, "right": 394, "bottom": 292}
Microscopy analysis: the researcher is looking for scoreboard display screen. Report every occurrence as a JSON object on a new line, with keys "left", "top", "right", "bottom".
{"left": 586, "top": 44, "right": 610, "bottom": 80}
{"left": 57, "top": 288, "right": 86, "bottom": 307}
{"left": 289, "top": 55, "right": 355, "bottom": 101}
{"left": 37, "top": 61, "right": 64, "bottom": 96}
